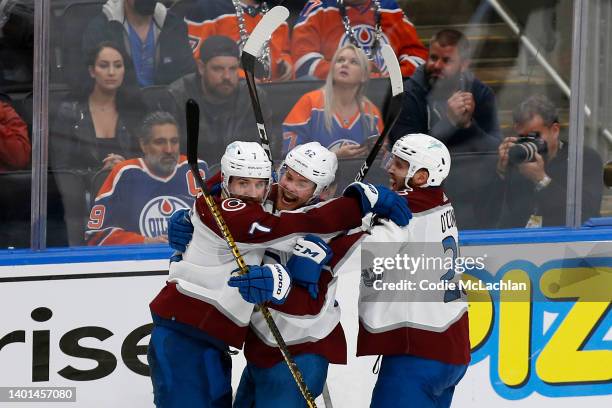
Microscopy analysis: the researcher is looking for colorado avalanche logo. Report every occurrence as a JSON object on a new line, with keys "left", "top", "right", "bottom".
{"left": 340, "top": 26, "right": 390, "bottom": 74}
{"left": 221, "top": 198, "right": 247, "bottom": 212}
{"left": 139, "top": 196, "right": 190, "bottom": 238}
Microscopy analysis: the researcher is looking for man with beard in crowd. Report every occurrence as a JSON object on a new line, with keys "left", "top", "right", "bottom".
{"left": 390, "top": 29, "right": 501, "bottom": 153}
{"left": 83, "top": 0, "right": 195, "bottom": 87}
{"left": 85, "top": 111, "right": 208, "bottom": 245}
{"left": 167, "top": 35, "right": 276, "bottom": 165}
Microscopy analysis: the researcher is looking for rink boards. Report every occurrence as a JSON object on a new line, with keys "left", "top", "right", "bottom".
{"left": 0, "top": 235, "right": 610, "bottom": 407}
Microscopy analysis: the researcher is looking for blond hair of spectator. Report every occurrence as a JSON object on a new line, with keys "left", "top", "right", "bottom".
{"left": 322, "top": 44, "right": 375, "bottom": 133}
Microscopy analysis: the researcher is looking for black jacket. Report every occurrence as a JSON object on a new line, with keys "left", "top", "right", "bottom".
{"left": 389, "top": 66, "right": 502, "bottom": 229}
{"left": 82, "top": 0, "right": 195, "bottom": 86}
{"left": 50, "top": 99, "right": 140, "bottom": 172}
{"left": 496, "top": 142, "right": 603, "bottom": 227}
{"left": 498, "top": 144, "right": 603, "bottom": 228}
{"left": 390, "top": 65, "right": 501, "bottom": 153}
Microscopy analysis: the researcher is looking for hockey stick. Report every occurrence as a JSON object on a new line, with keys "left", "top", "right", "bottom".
{"left": 354, "top": 44, "right": 404, "bottom": 182}
{"left": 241, "top": 5, "right": 289, "bottom": 162}
{"left": 185, "top": 99, "right": 317, "bottom": 408}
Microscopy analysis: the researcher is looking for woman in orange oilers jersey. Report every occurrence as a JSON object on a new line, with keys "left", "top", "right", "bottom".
{"left": 282, "top": 44, "right": 383, "bottom": 159}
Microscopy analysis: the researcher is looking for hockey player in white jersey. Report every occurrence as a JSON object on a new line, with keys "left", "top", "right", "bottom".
{"left": 231, "top": 142, "right": 375, "bottom": 407}
{"left": 357, "top": 134, "right": 470, "bottom": 408}
{"left": 151, "top": 141, "right": 412, "bottom": 407}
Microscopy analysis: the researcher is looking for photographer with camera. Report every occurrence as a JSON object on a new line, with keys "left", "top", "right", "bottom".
{"left": 496, "top": 95, "right": 602, "bottom": 228}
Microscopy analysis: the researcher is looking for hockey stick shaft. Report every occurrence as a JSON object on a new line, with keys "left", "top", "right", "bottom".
{"left": 185, "top": 99, "right": 317, "bottom": 408}
{"left": 241, "top": 6, "right": 289, "bottom": 162}
{"left": 242, "top": 61, "right": 272, "bottom": 161}
{"left": 354, "top": 98, "right": 402, "bottom": 182}
{"left": 354, "top": 44, "right": 404, "bottom": 182}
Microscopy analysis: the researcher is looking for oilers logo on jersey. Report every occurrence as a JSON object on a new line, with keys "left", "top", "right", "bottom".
{"left": 86, "top": 157, "right": 207, "bottom": 246}
{"left": 327, "top": 139, "right": 359, "bottom": 153}
{"left": 339, "top": 27, "right": 391, "bottom": 73}
{"left": 139, "top": 196, "right": 190, "bottom": 238}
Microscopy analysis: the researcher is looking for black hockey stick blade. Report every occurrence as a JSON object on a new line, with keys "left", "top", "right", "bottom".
{"left": 186, "top": 98, "right": 208, "bottom": 194}
{"left": 241, "top": 6, "right": 289, "bottom": 162}
{"left": 355, "top": 44, "right": 404, "bottom": 182}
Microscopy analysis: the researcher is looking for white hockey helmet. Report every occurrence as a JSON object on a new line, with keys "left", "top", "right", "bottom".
{"left": 221, "top": 141, "right": 272, "bottom": 197}
{"left": 282, "top": 142, "right": 338, "bottom": 197}
{"left": 391, "top": 134, "right": 451, "bottom": 187}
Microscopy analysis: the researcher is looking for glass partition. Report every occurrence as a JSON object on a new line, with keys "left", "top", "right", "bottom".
{"left": 582, "top": 0, "right": 611, "bottom": 225}
{"left": 46, "top": 0, "right": 97, "bottom": 247}
{"left": 47, "top": 0, "right": 203, "bottom": 247}
{"left": 0, "top": 0, "right": 33, "bottom": 248}
{"left": 10, "top": 0, "right": 609, "bottom": 249}
{"left": 399, "top": 0, "right": 575, "bottom": 229}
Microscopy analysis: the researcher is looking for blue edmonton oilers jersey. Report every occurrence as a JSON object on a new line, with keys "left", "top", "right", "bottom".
{"left": 86, "top": 156, "right": 207, "bottom": 245}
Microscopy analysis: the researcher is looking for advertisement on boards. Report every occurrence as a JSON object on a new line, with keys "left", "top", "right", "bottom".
{"left": 0, "top": 241, "right": 610, "bottom": 407}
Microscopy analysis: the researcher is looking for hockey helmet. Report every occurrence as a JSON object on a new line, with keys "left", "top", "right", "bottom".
{"left": 391, "top": 134, "right": 451, "bottom": 187}
{"left": 221, "top": 141, "right": 272, "bottom": 198}
{"left": 282, "top": 142, "right": 338, "bottom": 198}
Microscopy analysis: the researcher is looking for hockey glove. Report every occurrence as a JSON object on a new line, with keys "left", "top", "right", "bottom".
{"left": 167, "top": 209, "right": 194, "bottom": 252}
{"left": 343, "top": 182, "right": 412, "bottom": 227}
{"left": 228, "top": 264, "right": 291, "bottom": 305}
{"left": 286, "top": 234, "right": 333, "bottom": 299}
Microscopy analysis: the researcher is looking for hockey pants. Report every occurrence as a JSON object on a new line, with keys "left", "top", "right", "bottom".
{"left": 233, "top": 353, "right": 328, "bottom": 408}
{"left": 148, "top": 323, "right": 232, "bottom": 408}
{"left": 370, "top": 354, "right": 467, "bottom": 408}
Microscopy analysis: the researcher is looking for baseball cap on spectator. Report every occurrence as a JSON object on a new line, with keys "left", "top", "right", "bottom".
{"left": 200, "top": 36, "right": 239, "bottom": 63}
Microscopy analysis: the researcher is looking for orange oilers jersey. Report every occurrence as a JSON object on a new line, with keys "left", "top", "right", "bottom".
{"left": 282, "top": 89, "right": 383, "bottom": 155}
{"left": 185, "top": 0, "right": 292, "bottom": 80}
{"left": 292, "top": 0, "right": 428, "bottom": 79}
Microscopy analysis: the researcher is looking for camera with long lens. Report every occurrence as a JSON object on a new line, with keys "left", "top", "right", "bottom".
{"left": 508, "top": 132, "right": 548, "bottom": 165}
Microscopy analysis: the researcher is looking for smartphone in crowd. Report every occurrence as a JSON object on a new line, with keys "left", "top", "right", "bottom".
{"left": 360, "top": 134, "right": 380, "bottom": 149}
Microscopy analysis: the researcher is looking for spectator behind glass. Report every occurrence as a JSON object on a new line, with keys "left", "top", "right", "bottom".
{"left": 183, "top": 0, "right": 292, "bottom": 82}
{"left": 82, "top": 0, "right": 196, "bottom": 87}
{"left": 50, "top": 42, "right": 145, "bottom": 172}
{"left": 390, "top": 29, "right": 501, "bottom": 154}
{"left": 85, "top": 111, "right": 207, "bottom": 246}
{"left": 167, "top": 35, "right": 275, "bottom": 166}
{"left": 494, "top": 95, "right": 602, "bottom": 227}
{"left": 0, "top": 0, "right": 33, "bottom": 87}
{"left": 282, "top": 44, "right": 383, "bottom": 159}
{"left": 291, "top": 0, "right": 427, "bottom": 79}
{"left": 0, "top": 100, "right": 30, "bottom": 171}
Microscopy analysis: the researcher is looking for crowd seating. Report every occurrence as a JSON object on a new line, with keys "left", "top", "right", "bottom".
{"left": 0, "top": 170, "right": 84, "bottom": 249}
{"left": 51, "top": 0, "right": 104, "bottom": 88}
{"left": 3, "top": 72, "right": 500, "bottom": 248}
{"left": 0, "top": 0, "right": 540, "bottom": 248}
